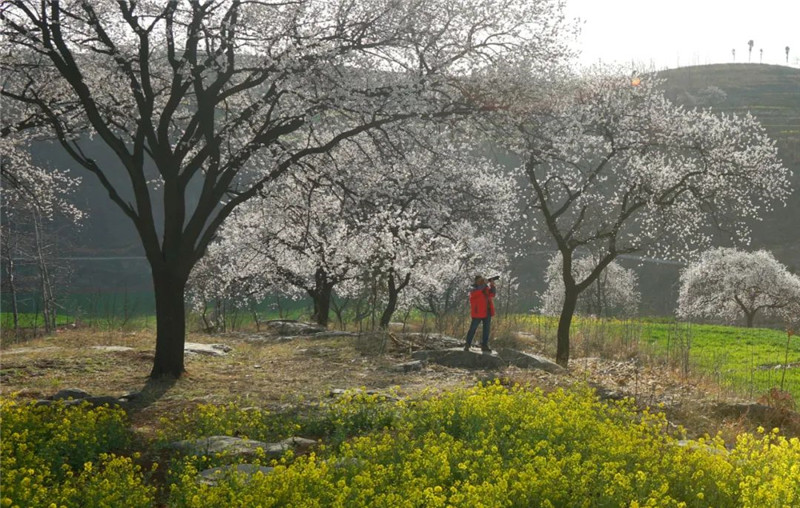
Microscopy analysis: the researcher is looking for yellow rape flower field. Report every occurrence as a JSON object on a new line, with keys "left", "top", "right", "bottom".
{"left": 2, "top": 383, "right": 799, "bottom": 507}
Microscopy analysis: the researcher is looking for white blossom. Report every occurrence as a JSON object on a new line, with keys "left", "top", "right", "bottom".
{"left": 677, "top": 247, "right": 800, "bottom": 327}
{"left": 539, "top": 253, "right": 639, "bottom": 318}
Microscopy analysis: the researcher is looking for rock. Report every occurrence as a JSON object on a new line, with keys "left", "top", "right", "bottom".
{"left": 411, "top": 348, "right": 507, "bottom": 370}
{"left": 51, "top": 388, "right": 91, "bottom": 401}
{"left": 396, "top": 333, "right": 463, "bottom": 350}
{"left": 166, "top": 435, "right": 314, "bottom": 459}
{"left": 198, "top": 464, "right": 275, "bottom": 486}
{"left": 279, "top": 436, "right": 317, "bottom": 454}
{"left": 90, "top": 346, "right": 135, "bottom": 352}
{"left": 83, "top": 396, "right": 126, "bottom": 408}
{"left": 36, "top": 395, "right": 125, "bottom": 409}
{"left": 311, "top": 330, "right": 358, "bottom": 339}
{"left": 390, "top": 360, "right": 424, "bottom": 373}
{"left": 713, "top": 402, "right": 777, "bottom": 421}
{"left": 119, "top": 391, "right": 143, "bottom": 402}
{"left": 676, "top": 440, "right": 728, "bottom": 456}
{"left": 244, "top": 334, "right": 295, "bottom": 343}
{"left": 184, "top": 342, "right": 232, "bottom": 356}
{"left": 2, "top": 346, "right": 63, "bottom": 355}
{"left": 590, "top": 384, "right": 627, "bottom": 402}
{"left": 167, "top": 436, "right": 273, "bottom": 458}
{"left": 264, "top": 320, "right": 325, "bottom": 336}
{"left": 495, "top": 349, "right": 565, "bottom": 374}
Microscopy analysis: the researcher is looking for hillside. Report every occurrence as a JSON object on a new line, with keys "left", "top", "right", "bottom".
{"left": 657, "top": 63, "right": 800, "bottom": 270}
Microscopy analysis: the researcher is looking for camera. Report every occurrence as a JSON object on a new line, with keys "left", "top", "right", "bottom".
{"left": 487, "top": 275, "right": 500, "bottom": 282}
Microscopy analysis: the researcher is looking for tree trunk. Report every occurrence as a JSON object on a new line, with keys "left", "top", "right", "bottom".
{"left": 556, "top": 286, "right": 579, "bottom": 368}
{"left": 4, "top": 249, "right": 19, "bottom": 331}
{"left": 309, "top": 269, "right": 334, "bottom": 327}
{"left": 745, "top": 309, "right": 756, "bottom": 328}
{"left": 150, "top": 270, "right": 189, "bottom": 378}
{"left": 379, "top": 271, "right": 410, "bottom": 330}
{"left": 310, "top": 285, "right": 333, "bottom": 327}
{"left": 33, "top": 210, "right": 56, "bottom": 333}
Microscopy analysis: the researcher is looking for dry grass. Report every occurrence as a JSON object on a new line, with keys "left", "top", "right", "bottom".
{"left": 2, "top": 319, "right": 797, "bottom": 442}
{"left": 0, "top": 326, "right": 478, "bottom": 435}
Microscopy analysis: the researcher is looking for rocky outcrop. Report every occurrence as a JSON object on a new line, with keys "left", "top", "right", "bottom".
{"left": 198, "top": 464, "right": 275, "bottom": 486}
{"left": 411, "top": 349, "right": 508, "bottom": 370}
{"left": 495, "top": 348, "right": 566, "bottom": 374}
{"left": 263, "top": 320, "right": 325, "bottom": 336}
{"left": 89, "top": 346, "right": 135, "bottom": 352}
{"left": 184, "top": 342, "right": 232, "bottom": 356}
{"left": 390, "top": 360, "right": 424, "bottom": 373}
{"left": 166, "top": 436, "right": 316, "bottom": 460}
{"left": 36, "top": 389, "right": 127, "bottom": 409}
{"left": 51, "top": 388, "right": 92, "bottom": 400}
{"left": 391, "top": 333, "right": 463, "bottom": 351}
{"left": 410, "top": 348, "right": 565, "bottom": 373}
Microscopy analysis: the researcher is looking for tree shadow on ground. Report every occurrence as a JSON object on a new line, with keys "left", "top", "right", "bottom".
{"left": 126, "top": 376, "right": 178, "bottom": 411}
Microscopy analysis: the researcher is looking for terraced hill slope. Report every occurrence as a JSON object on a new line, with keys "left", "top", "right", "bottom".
{"left": 658, "top": 64, "right": 800, "bottom": 270}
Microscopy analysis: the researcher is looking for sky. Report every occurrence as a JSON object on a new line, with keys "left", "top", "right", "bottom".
{"left": 563, "top": 0, "right": 800, "bottom": 70}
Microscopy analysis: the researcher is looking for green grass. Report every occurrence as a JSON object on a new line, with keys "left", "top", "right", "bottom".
{"left": 504, "top": 314, "right": 799, "bottom": 401}
{"left": 640, "top": 322, "right": 799, "bottom": 400}
{"left": 0, "top": 312, "right": 74, "bottom": 329}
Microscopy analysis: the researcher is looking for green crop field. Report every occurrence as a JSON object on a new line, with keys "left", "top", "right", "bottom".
{"left": 509, "top": 315, "right": 800, "bottom": 401}
{"left": 640, "top": 322, "right": 800, "bottom": 400}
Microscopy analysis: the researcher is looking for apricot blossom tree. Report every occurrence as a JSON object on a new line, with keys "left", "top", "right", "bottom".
{"left": 0, "top": 131, "right": 83, "bottom": 332}
{"left": 539, "top": 253, "right": 639, "bottom": 318}
{"left": 677, "top": 248, "right": 800, "bottom": 327}
{"left": 489, "top": 69, "right": 792, "bottom": 366}
{"left": 193, "top": 131, "right": 517, "bottom": 328}
{"left": 1, "top": 0, "right": 571, "bottom": 376}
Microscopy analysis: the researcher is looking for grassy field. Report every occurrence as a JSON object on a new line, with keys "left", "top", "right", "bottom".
{"left": 0, "top": 312, "right": 74, "bottom": 330}
{"left": 492, "top": 315, "right": 800, "bottom": 402}
{"left": 639, "top": 322, "right": 799, "bottom": 400}
{"left": 3, "top": 310, "right": 798, "bottom": 402}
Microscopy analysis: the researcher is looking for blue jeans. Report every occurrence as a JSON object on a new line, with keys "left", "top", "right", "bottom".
{"left": 465, "top": 316, "right": 491, "bottom": 348}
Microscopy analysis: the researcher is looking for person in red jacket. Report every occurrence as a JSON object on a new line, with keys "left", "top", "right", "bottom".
{"left": 463, "top": 275, "right": 496, "bottom": 352}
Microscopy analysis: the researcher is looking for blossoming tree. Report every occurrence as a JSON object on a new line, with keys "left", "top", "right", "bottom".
{"left": 488, "top": 69, "right": 792, "bottom": 366}
{"left": 0, "top": 0, "right": 571, "bottom": 377}
{"left": 677, "top": 248, "right": 800, "bottom": 327}
{"left": 539, "top": 253, "right": 639, "bottom": 318}
{"left": 406, "top": 224, "right": 512, "bottom": 328}
{"left": 0, "top": 132, "right": 83, "bottom": 332}
{"left": 194, "top": 130, "right": 517, "bottom": 328}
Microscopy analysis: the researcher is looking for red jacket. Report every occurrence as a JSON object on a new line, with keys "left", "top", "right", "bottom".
{"left": 469, "top": 284, "right": 496, "bottom": 318}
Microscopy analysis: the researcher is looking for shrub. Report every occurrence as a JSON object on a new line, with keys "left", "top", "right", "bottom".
{"left": 167, "top": 383, "right": 800, "bottom": 507}
{"left": 157, "top": 402, "right": 294, "bottom": 444}
{"left": 301, "top": 390, "right": 399, "bottom": 446}
{"left": 1, "top": 398, "right": 154, "bottom": 508}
